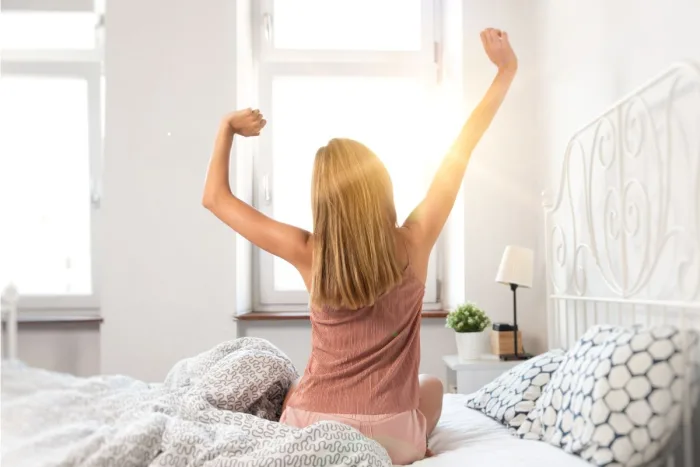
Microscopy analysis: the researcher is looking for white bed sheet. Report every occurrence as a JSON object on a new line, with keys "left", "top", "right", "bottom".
{"left": 414, "top": 394, "right": 589, "bottom": 467}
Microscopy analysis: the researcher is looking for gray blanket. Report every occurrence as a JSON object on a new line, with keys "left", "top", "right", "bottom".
{"left": 1, "top": 337, "right": 392, "bottom": 467}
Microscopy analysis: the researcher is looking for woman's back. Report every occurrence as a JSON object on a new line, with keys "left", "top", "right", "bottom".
{"left": 286, "top": 260, "right": 425, "bottom": 415}
{"left": 202, "top": 27, "right": 518, "bottom": 464}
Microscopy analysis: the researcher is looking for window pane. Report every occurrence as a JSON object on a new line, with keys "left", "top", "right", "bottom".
{"left": 0, "top": 76, "right": 92, "bottom": 295}
{"left": 272, "top": 0, "right": 422, "bottom": 51}
{"left": 269, "top": 75, "right": 439, "bottom": 291}
{"left": 0, "top": 12, "right": 96, "bottom": 50}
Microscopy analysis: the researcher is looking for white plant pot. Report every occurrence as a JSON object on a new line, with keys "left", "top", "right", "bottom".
{"left": 455, "top": 331, "right": 488, "bottom": 361}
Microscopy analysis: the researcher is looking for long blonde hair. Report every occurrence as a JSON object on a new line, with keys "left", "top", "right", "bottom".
{"left": 310, "top": 138, "right": 404, "bottom": 309}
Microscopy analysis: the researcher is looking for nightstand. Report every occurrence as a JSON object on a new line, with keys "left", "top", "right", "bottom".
{"left": 443, "top": 355, "right": 522, "bottom": 395}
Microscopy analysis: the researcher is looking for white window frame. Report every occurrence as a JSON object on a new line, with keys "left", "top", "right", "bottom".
{"left": 2, "top": 0, "right": 94, "bottom": 11}
{"left": 252, "top": 0, "right": 443, "bottom": 311}
{"left": 1, "top": 2, "right": 103, "bottom": 311}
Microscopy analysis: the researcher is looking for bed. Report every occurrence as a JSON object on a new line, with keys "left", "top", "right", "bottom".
{"left": 417, "top": 394, "right": 589, "bottom": 466}
{"left": 3, "top": 61, "right": 700, "bottom": 466}
{"left": 538, "top": 61, "right": 700, "bottom": 467}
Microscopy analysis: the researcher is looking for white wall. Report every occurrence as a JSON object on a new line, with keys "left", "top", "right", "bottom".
{"left": 439, "top": 0, "right": 465, "bottom": 309}
{"left": 101, "top": 0, "right": 241, "bottom": 381}
{"left": 5, "top": 323, "right": 99, "bottom": 376}
{"left": 541, "top": 0, "right": 700, "bottom": 182}
{"left": 459, "top": 0, "right": 549, "bottom": 354}
{"left": 606, "top": 0, "right": 700, "bottom": 93}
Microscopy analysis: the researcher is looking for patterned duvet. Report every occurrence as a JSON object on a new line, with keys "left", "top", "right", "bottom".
{"left": 1, "top": 337, "right": 391, "bottom": 466}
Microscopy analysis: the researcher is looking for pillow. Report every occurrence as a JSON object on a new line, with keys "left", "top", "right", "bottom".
{"left": 464, "top": 349, "right": 566, "bottom": 429}
{"left": 517, "top": 324, "right": 699, "bottom": 466}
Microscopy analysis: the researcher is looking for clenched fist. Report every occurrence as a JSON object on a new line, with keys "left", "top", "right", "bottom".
{"left": 225, "top": 108, "right": 267, "bottom": 137}
{"left": 480, "top": 28, "right": 517, "bottom": 72}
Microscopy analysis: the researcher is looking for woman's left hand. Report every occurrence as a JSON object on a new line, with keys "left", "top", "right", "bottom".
{"left": 225, "top": 108, "right": 267, "bottom": 137}
{"left": 480, "top": 28, "right": 517, "bottom": 73}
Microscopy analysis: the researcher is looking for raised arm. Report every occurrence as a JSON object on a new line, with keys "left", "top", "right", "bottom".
{"left": 202, "top": 109, "right": 312, "bottom": 270}
{"left": 404, "top": 29, "right": 517, "bottom": 254}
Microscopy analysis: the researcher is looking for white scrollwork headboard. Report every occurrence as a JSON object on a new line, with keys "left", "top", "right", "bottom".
{"left": 544, "top": 61, "right": 700, "bottom": 347}
{"left": 543, "top": 62, "right": 700, "bottom": 467}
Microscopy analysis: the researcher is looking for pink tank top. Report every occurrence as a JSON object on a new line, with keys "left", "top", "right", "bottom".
{"left": 286, "top": 265, "right": 425, "bottom": 415}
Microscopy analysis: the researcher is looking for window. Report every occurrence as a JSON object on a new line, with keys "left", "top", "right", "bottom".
{"left": 254, "top": 0, "right": 442, "bottom": 309}
{"left": 0, "top": 11, "right": 97, "bottom": 50}
{"left": 0, "top": 1, "right": 103, "bottom": 309}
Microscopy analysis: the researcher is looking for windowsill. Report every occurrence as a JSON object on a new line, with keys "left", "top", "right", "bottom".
{"left": 235, "top": 310, "right": 449, "bottom": 321}
{"left": 1, "top": 312, "right": 103, "bottom": 325}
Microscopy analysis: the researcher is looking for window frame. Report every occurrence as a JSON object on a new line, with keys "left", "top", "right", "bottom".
{"left": 2, "top": 0, "right": 94, "bottom": 12}
{"left": 1, "top": 5, "right": 103, "bottom": 311}
{"left": 252, "top": 0, "right": 443, "bottom": 311}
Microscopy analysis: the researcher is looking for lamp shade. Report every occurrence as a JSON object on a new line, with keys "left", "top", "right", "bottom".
{"left": 495, "top": 245, "right": 534, "bottom": 288}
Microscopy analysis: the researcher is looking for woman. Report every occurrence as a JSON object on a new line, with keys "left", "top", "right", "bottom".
{"left": 202, "top": 28, "right": 517, "bottom": 464}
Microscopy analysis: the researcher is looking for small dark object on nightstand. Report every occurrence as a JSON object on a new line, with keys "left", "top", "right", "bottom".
{"left": 500, "top": 352, "right": 533, "bottom": 361}
{"left": 492, "top": 323, "right": 516, "bottom": 331}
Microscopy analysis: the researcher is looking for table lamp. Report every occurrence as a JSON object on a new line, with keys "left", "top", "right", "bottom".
{"left": 495, "top": 245, "right": 534, "bottom": 361}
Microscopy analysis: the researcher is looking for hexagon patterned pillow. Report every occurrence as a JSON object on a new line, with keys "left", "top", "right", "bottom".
{"left": 516, "top": 324, "right": 700, "bottom": 466}
{"left": 464, "top": 349, "right": 566, "bottom": 429}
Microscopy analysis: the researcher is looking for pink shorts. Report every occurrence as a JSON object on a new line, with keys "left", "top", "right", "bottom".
{"left": 280, "top": 406, "right": 427, "bottom": 465}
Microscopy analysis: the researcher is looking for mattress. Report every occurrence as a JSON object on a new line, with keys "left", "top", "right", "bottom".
{"left": 415, "top": 394, "right": 589, "bottom": 466}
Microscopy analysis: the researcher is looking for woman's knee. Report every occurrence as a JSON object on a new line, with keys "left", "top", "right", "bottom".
{"left": 418, "top": 374, "right": 444, "bottom": 436}
{"left": 419, "top": 374, "right": 444, "bottom": 397}
{"left": 418, "top": 375, "right": 444, "bottom": 416}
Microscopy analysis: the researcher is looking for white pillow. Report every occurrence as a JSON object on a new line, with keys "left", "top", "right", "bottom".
{"left": 517, "top": 325, "right": 699, "bottom": 466}
{"left": 464, "top": 350, "right": 566, "bottom": 429}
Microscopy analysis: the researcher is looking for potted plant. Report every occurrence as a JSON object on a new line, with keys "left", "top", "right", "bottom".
{"left": 446, "top": 302, "right": 491, "bottom": 361}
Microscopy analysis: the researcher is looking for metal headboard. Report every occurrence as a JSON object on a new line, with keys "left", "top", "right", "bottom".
{"left": 543, "top": 61, "right": 700, "bottom": 467}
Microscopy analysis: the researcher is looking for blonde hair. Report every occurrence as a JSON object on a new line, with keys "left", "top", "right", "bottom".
{"left": 310, "top": 138, "right": 403, "bottom": 309}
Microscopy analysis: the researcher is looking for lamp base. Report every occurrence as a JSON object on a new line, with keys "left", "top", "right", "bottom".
{"left": 490, "top": 330, "right": 524, "bottom": 355}
{"left": 499, "top": 353, "right": 533, "bottom": 361}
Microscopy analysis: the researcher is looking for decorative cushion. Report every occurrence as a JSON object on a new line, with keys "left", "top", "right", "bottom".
{"left": 517, "top": 324, "right": 700, "bottom": 467}
{"left": 464, "top": 350, "right": 566, "bottom": 429}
